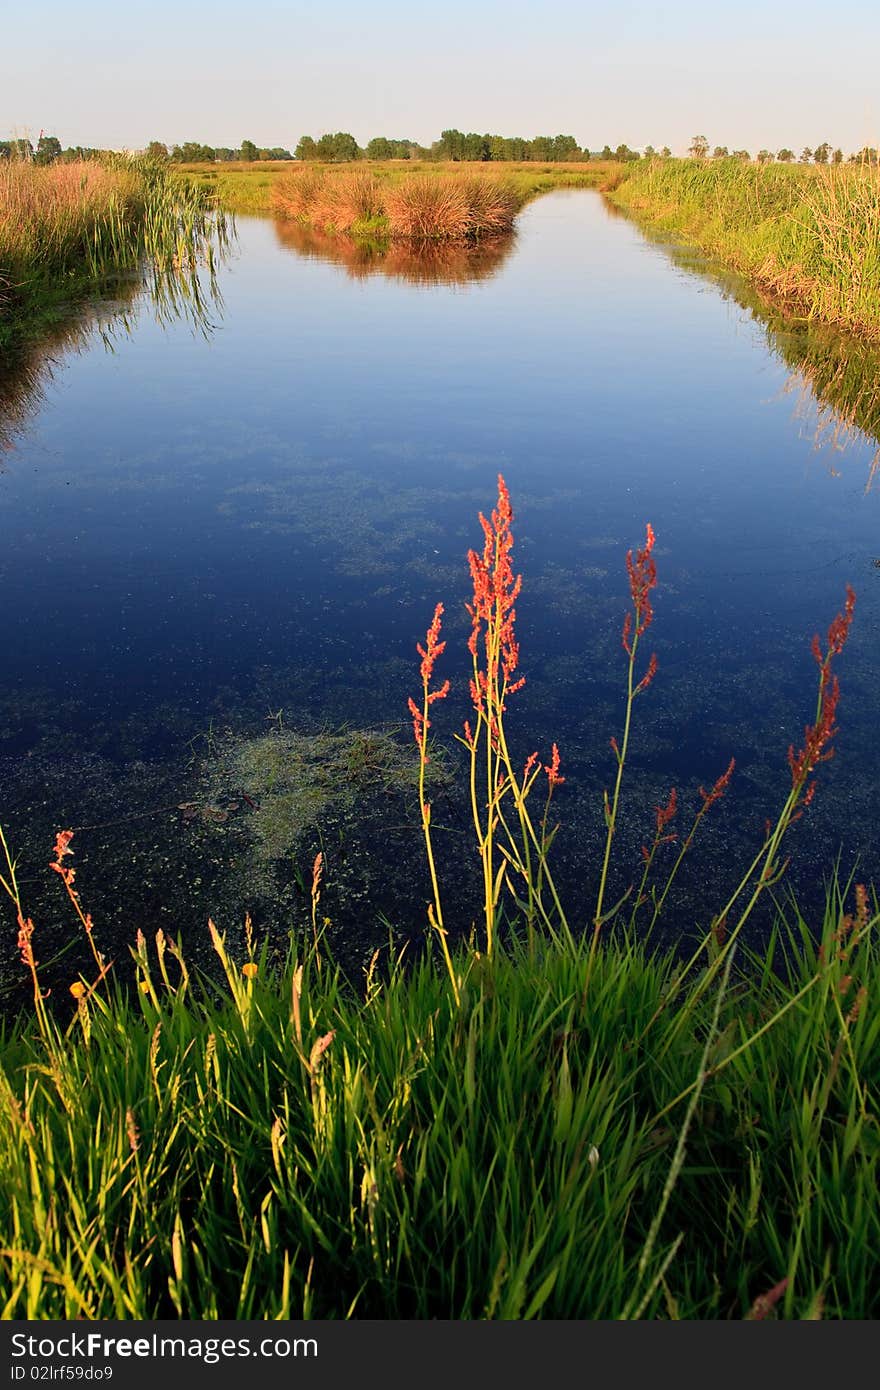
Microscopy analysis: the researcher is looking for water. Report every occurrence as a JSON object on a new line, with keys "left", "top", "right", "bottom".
{"left": 1, "top": 190, "right": 878, "bottom": 996}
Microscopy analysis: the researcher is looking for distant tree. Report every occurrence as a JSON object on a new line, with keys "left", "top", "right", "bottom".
{"left": 643, "top": 144, "right": 657, "bottom": 159}
{"left": 661, "top": 146, "right": 672, "bottom": 158}
{"left": 832, "top": 148, "right": 843, "bottom": 164}
{"left": 295, "top": 135, "right": 318, "bottom": 161}
{"left": 214, "top": 148, "right": 237, "bottom": 162}
{"left": 777, "top": 148, "right": 794, "bottom": 162}
{"left": 757, "top": 149, "right": 774, "bottom": 163}
{"left": 712, "top": 145, "right": 729, "bottom": 158}
{"left": 688, "top": 134, "right": 709, "bottom": 158}
{"left": 7, "top": 137, "right": 34, "bottom": 161}
{"left": 800, "top": 147, "right": 813, "bottom": 163}
{"left": 260, "top": 147, "right": 292, "bottom": 160}
{"left": 314, "top": 132, "right": 360, "bottom": 162}
{"left": 732, "top": 150, "right": 750, "bottom": 161}
{"left": 551, "top": 134, "right": 580, "bottom": 160}
{"left": 146, "top": 140, "right": 169, "bottom": 160}
{"left": 366, "top": 137, "right": 392, "bottom": 160}
{"left": 438, "top": 129, "right": 466, "bottom": 160}
{"left": 813, "top": 142, "right": 831, "bottom": 164}
{"left": 599, "top": 144, "right": 614, "bottom": 160}
{"left": 849, "top": 146, "right": 878, "bottom": 165}
{"left": 34, "top": 134, "right": 62, "bottom": 165}
{"left": 0, "top": 141, "right": 11, "bottom": 161}
{"left": 171, "top": 142, "right": 216, "bottom": 162}
{"left": 240, "top": 139, "right": 258, "bottom": 162}
{"left": 614, "top": 143, "right": 639, "bottom": 162}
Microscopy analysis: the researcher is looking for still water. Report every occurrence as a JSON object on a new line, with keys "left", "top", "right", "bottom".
{"left": 1, "top": 190, "right": 878, "bottom": 994}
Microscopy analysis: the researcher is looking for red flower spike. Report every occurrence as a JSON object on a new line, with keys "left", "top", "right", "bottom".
{"left": 698, "top": 758, "right": 735, "bottom": 810}
{"left": 655, "top": 787, "right": 677, "bottom": 833}
{"left": 545, "top": 743, "right": 565, "bottom": 788}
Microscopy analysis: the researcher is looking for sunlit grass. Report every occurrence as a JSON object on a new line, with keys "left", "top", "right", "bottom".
{"left": 611, "top": 157, "right": 880, "bottom": 337}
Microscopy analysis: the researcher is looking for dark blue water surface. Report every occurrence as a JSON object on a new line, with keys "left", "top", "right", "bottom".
{"left": 1, "top": 190, "right": 878, "bottom": 989}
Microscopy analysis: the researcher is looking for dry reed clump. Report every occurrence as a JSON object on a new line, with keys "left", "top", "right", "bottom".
{"left": 456, "top": 176, "right": 519, "bottom": 235}
{"left": 272, "top": 167, "right": 521, "bottom": 240}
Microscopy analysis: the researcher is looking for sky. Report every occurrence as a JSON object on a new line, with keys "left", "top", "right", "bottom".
{"left": 2, "top": 0, "right": 878, "bottom": 156}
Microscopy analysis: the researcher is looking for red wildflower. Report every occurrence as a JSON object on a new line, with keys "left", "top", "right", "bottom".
{"left": 787, "top": 586, "right": 856, "bottom": 793}
{"left": 417, "top": 603, "right": 446, "bottom": 684}
{"left": 545, "top": 743, "right": 565, "bottom": 788}
{"left": 699, "top": 758, "right": 735, "bottom": 810}
{"left": 625, "top": 523, "right": 657, "bottom": 645}
{"left": 467, "top": 474, "right": 524, "bottom": 702}
{"left": 655, "top": 787, "right": 677, "bottom": 833}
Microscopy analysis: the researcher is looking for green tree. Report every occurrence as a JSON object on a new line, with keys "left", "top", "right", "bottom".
{"left": 35, "top": 134, "right": 62, "bottom": 164}
{"left": 240, "top": 139, "right": 258, "bottom": 161}
{"left": 813, "top": 142, "right": 831, "bottom": 164}
{"left": 832, "top": 148, "right": 843, "bottom": 164}
{"left": 757, "top": 149, "right": 774, "bottom": 163}
{"left": 732, "top": 149, "right": 750, "bottom": 161}
{"left": 661, "top": 146, "right": 672, "bottom": 158}
{"left": 295, "top": 135, "right": 318, "bottom": 161}
{"left": 146, "top": 141, "right": 169, "bottom": 161}
{"left": 777, "top": 147, "right": 794, "bottom": 162}
{"left": 800, "top": 147, "right": 813, "bottom": 163}
{"left": 712, "top": 145, "right": 729, "bottom": 158}
{"left": 688, "top": 134, "right": 709, "bottom": 158}
{"left": 314, "top": 132, "right": 360, "bottom": 162}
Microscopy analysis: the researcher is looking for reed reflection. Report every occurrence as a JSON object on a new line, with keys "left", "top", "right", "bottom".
{"left": 645, "top": 226, "right": 880, "bottom": 487}
{"left": 272, "top": 217, "right": 516, "bottom": 287}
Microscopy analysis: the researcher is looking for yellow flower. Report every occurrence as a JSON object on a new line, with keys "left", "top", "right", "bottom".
{"left": 69, "top": 981, "right": 85, "bottom": 998}
{"left": 242, "top": 962, "right": 258, "bottom": 980}
{"left": 139, "top": 979, "right": 151, "bottom": 994}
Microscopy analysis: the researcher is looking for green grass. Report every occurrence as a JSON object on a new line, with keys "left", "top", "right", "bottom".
{"left": 0, "top": 874, "right": 876, "bottom": 1319}
{"left": 610, "top": 157, "right": 880, "bottom": 338}
{"left": 178, "top": 159, "right": 620, "bottom": 217}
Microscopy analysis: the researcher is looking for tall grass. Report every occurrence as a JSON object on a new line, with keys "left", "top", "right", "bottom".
{"left": 0, "top": 160, "right": 142, "bottom": 300}
{"left": 611, "top": 157, "right": 880, "bottom": 338}
{"left": 0, "top": 157, "right": 230, "bottom": 345}
{"left": 0, "top": 480, "right": 876, "bottom": 1319}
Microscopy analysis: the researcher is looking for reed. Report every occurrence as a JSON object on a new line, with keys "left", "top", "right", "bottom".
{"left": 610, "top": 157, "right": 880, "bottom": 338}
{"left": 272, "top": 166, "right": 523, "bottom": 240}
{"left": 0, "top": 156, "right": 230, "bottom": 345}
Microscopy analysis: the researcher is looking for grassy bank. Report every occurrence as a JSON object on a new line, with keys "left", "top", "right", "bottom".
{"left": 0, "top": 158, "right": 228, "bottom": 350}
{"left": 1, "top": 479, "right": 876, "bottom": 1319}
{"left": 610, "top": 157, "right": 880, "bottom": 338}
{"left": 0, "top": 891, "right": 876, "bottom": 1319}
{"left": 180, "top": 159, "right": 620, "bottom": 218}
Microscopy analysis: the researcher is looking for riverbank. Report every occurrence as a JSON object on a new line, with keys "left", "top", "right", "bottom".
{"left": 0, "top": 877, "right": 876, "bottom": 1318}
{"left": 609, "top": 157, "right": 880, "bottom": 339}
{"left": 0, "top": 158, "right": 228, "bottom": 351}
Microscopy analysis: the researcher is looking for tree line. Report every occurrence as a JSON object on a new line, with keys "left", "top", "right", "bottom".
{"left": 4, "top": 131, "right": 879, "bottom": 168}
{"left": 687, "top": 135, "right": 878, "bottom": 165}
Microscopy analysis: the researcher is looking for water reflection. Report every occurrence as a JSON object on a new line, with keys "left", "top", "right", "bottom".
{"left": 0, "top": 291, "right": 138, "bottom": 454}
{"left": 0, "top": 247, "right": 230, "bottom": 456}
{"left": 641, "top": 226, "right": 880, "bottom": 486}
{"left": 272, "top": 218, "right": 516, "bottom": 286}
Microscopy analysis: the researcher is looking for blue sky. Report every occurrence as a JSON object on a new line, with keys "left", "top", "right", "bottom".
{"left": 3, "top": 0, "right": 877, "bottom": 155}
